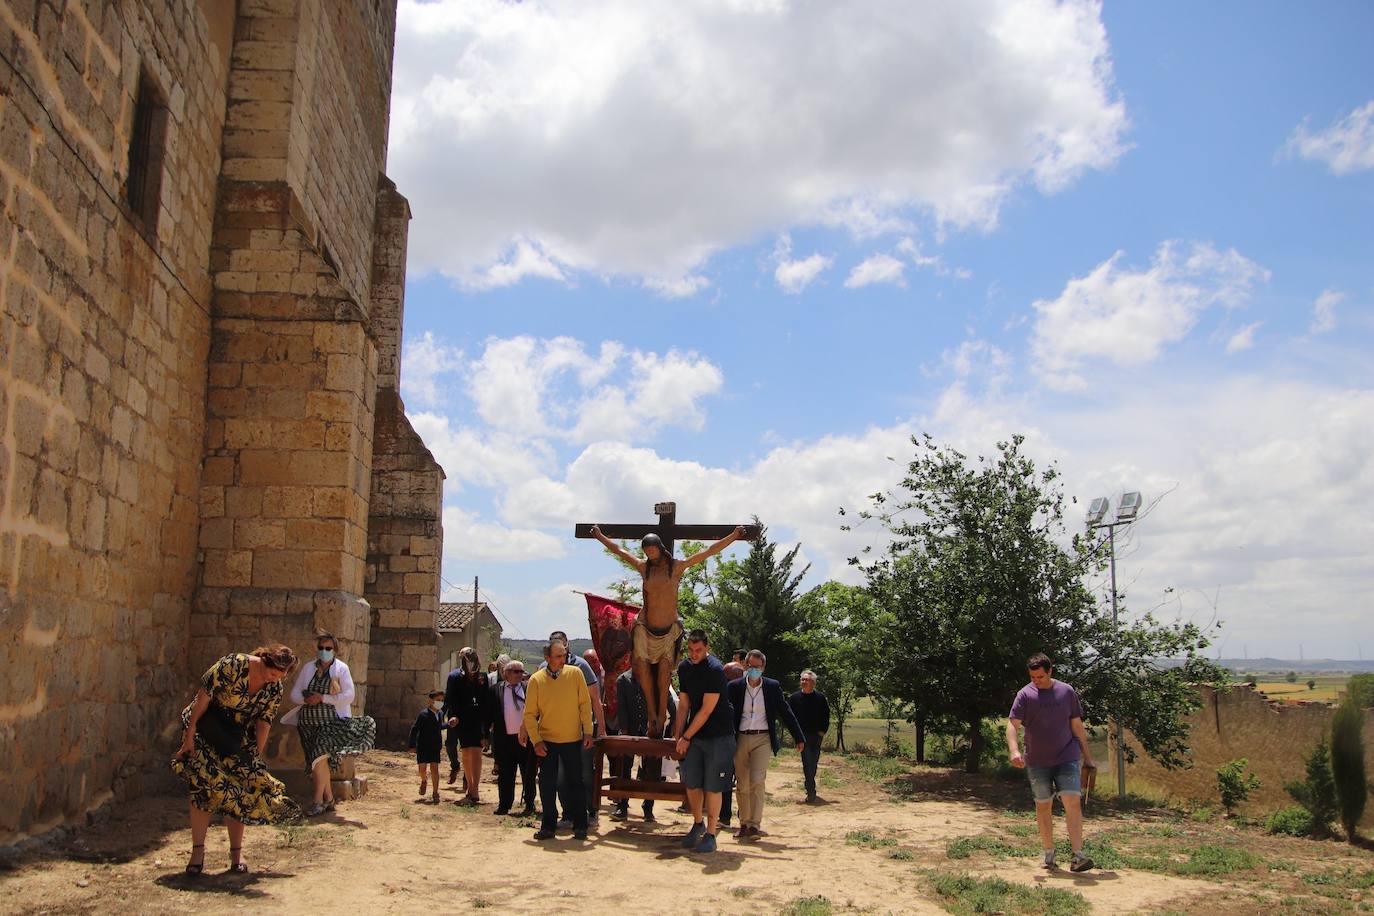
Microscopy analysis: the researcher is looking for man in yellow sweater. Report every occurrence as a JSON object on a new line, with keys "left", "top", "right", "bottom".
{"left": 523, "top": 640, "right": 594, "bottom": 840}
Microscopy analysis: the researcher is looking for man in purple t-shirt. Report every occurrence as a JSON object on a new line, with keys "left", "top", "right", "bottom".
{"left": 1005, "top": 652, "right": 1096, "bottom": 872}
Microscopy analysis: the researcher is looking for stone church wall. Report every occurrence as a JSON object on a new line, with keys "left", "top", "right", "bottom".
{"left": 0, "top": 0, "right": 441, "bottom": 846}
{"left": 0, "top": 0, "right": 234, "bottom": 845}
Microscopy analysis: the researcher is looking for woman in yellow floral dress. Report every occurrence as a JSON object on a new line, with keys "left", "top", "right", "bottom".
{"left": 171, "top": 646, "right": 300, "bottom": 875}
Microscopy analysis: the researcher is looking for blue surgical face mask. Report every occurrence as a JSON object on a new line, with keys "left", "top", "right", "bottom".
{"left": 746, "top": 667, "right": 762, "bottom": 682}
{"left": 318, "top": 648, "right": 335, "bottom": 663}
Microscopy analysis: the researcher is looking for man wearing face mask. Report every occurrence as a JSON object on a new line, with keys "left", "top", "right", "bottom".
{"left": 725, "top": 649, "right": 805, "bottom": 838}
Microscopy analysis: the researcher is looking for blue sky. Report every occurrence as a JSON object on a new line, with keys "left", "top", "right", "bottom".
{"left": 386, "top": 0, "right": 1373, "bottom": 657}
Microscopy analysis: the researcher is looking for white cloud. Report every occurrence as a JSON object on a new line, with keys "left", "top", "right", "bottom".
{"left": 441, "top": 505, "right": 566, "bottom": 564}
{"left": 1286, "top": 101, "right": 1374, "bottom": 175}
{"left": 407, "top": 336, "right": 724, "bottom": 496}
{"left": 643, "top": 274, "right": 711, "bottom": 299}
{"left": 772, "top": 236, "right": 833, "bottom": 294}
{"left": 390, "top": 0, "right": 1127, "bottom": 287}
{"left": 845, "top": 253, "right": 907, "bottom": 289}
{"left": 942, "top": 339, "right": 1012, "bottom": 387}
{"left": 896, "top": 237, "right": 972, "bottom": 279}
{"left": 400, "top": 332, "right": 463, "bottom": 410}
{"left": 1030, "top": 241, "right": 1270, "bottom": 390}
{"left": 1225, "top": 321, "right": 1261, "bottom": 353}
{"left": 1311, "top": 289, "right": 1342, "bottom": 334}
{"left": 464, "top": 239, "right": 569, "bottom": 290}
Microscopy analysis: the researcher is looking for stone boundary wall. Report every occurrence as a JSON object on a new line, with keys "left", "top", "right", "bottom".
{"left": 1118, "top": 685, "right": 1374, "bottom": 825}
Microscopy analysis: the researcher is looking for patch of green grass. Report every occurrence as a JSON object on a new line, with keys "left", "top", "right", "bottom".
{"left": 1270, "top": 858, "right": 1299, "bottom": 872}
{"left": 929, "top": 872, "right": 1089, "bottom": 916}
{"left": 274, "top": 825, "right": 328, "bottom": 848}
{"left": 1303, "top": 867, "right": 1374, "bottom": 891}
{"left": 473, "top": 899, "right": 491, "bottom": 909}
{"left": 399, "top": 806, "right": 411, "bottom": 819}
{"left": 779, "top": 895, "right": 832, "bottom": 916}
{"left": 1172, "top": 843, "right": 1262, "bottom": 877}
{"left": 846, "top": 829, "right": 897, "bottom": 848}
{"left": 1188, "top": 805, "right": 1216, "bottom": 822}
{"left": 852, "top": 755, "right": 909, "bottom": 781}
{"left": 730, "top": 887, "right": 752, "bottom": 898}
{"left": 886, "top": 848, "right": 915, "bottom": 861}
{"left": 1006, "top": 823, "right": 1037, "bottom": 838}
{"left": 819, "top": 771, "right": 843, "bottom": 789}
{"left": 946, "top": 834, "right": 1039, "bottom": 860}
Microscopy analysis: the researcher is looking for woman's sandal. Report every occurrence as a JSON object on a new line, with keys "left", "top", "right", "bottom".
{"left": 185, "top": 843, "right": 205, "bottom": 876}
{"left": 228, "top": 847, "right": 249, "bottom": 874}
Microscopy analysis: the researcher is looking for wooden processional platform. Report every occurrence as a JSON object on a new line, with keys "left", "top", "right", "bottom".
{"left": 591, "top": 735, "right": 687, "bottom": 808}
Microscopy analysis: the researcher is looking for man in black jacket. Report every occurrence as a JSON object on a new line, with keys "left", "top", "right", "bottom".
{"left": 609, "top": 667, "right": 677, "bottom": 821}
{"left": 788, "top": 669, "right": 830, "bottom": 802}
{"left": 726, "top": 649, "right": 804, "bottom": 838}
{"left": 489, "top": 659, "right": 535, "bottom": 816}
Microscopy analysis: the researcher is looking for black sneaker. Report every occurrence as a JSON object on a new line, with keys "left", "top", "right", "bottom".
{"left": 1069, "top": 853, "right": 1095, "bottom": 873}
{"left": 533, "top": 828, "right": 555, "bottom": 840}
{"left": 573, "top": 829, "right": 588, "bottom": 840}
{"left": 680, "top": 822, "right": 706, "bottom": 848}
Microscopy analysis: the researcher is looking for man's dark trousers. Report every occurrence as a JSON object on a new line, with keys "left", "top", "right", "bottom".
{"left": 493, "top": 732, "right": 535, "bottom": 811}
{"left": 801, "top": 732, "right": 823, "bottom": 796}
{"left": 539, "top": 741, "right": 587, "bottom": 832}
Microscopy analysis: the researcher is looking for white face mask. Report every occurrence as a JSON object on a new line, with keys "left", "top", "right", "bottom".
{"left": 431, "top": 700, "right": 443, "bottom": 711}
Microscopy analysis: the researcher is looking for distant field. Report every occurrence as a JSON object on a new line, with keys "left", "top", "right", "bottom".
{"left": 1248, "top": 675, "right": 1347, "bottom": 703}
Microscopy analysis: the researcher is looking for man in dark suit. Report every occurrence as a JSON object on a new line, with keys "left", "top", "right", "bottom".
{"left": 610, "top": 666, "right": 676, "bottom": 821}
{"left": 489, "top": 659, "right": 536, "bottom": 816}
{"left": 726, "top": 649, "right": 804, "bottom": 838}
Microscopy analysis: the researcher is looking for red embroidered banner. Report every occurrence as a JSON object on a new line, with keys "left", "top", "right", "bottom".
{"left": 585, "top": 593, "right": 639, "bottom": 724}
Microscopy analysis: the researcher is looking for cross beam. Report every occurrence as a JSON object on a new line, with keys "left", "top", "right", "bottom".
{"left": 574, "top": 501, "right": 760, "bottom": 557}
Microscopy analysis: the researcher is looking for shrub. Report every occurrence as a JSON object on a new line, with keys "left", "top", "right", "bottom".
{"left": 1286, "top": 671, "right": 1298, "bottom": 684}
{"left": 1347, "top": 674, "right": 1374, "bottom": 709}
{"left": 1216, "top": 758, "right": 1261, "bottom": 815}
{"left": 1267, "top": 806, "right": 1315, "bottom": 837}
{"left": 1331, "top": 700, "right": 1368, "bottom": 843}
{"left": 1285, "top": 739, "right": 1337, "bottom": 836}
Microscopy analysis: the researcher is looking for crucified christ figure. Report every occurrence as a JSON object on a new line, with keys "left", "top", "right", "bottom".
{"left": 590, "top": 525, "right": 746, "bottom": 737}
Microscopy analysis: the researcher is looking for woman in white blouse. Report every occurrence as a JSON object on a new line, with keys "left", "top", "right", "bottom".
{"left": 281, "top": 632, "right": 377, "bottom": 816}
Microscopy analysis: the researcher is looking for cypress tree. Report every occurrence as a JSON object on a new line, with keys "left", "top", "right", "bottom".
{"left": 1330, "top": 700, "right": 1368, "bottom": 843}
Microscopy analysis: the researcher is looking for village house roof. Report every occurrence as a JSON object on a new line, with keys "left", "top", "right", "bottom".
{"left": 438, "top": 601, "right": 491, "bottom": 633}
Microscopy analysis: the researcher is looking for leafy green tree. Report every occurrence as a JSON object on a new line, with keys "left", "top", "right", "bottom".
{"left": 1345, "top": 673, "right": 1374, "bottom": 709}
{"left": 792, "top": 581, "right": 875, "bottom": 752}
{"left": 1331, "top": 699, "right": 1368, "bottom": 843}
{"left": 1285, "top": 739, "right": 1337, "bottom": 837}
{"left": 686, "top": 521, "right": 810, "bottom": 684}
{"left": 1286, "top": 671, "right": 1298, "bottom": 684}
{"left": 850, "top": 434, "right": 1227, "bottom": 773}
{"left": 1307, "top": 679, "right": 1316, "bottom": 690}
{"left": 1216, "top": 758, "right": 1261, "bottom": 815}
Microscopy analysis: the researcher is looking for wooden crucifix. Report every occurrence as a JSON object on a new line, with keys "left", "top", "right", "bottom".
{"left": 576, "top": 502, "right": 761, "bottom": 735}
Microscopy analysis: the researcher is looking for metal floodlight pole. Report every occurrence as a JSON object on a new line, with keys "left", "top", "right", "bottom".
{"left": 1108, "top": 523, "right": 1126, "bottom": 800}
{"left": 1089, "top": 491, "right": 1141, "bottom": 802}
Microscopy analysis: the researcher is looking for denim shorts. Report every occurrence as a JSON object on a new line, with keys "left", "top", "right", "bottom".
{"left": 1027, "top": 758, "right": 1081, "bottom": 802}
{"left": 679, "top": 734, "right": 735, "bottom": 792}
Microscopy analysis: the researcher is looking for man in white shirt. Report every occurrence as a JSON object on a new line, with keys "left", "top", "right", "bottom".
{"left": 725, "top": 649, "right": 805, "bottom": 838}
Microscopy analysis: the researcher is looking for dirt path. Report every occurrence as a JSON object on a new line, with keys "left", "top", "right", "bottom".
{"left": 1, "top": 749, "right": 1367, "bottom": 914}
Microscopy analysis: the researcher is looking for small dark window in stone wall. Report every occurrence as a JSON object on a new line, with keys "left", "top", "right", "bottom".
{"left": 125, "top": 70, "right": 168, "bottom": 236}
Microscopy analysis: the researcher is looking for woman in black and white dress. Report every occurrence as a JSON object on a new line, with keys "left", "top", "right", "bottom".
{"left": 282, "top": 632, "right": 377, "bottom": 816}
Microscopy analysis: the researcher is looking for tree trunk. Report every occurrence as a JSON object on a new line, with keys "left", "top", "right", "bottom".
{"left": 836, "top": 713, "right": 846, "bottom": 753}
{"left": 965, "top": 715, "right": 982, "bottom": 774}
{"left": 915, "top": 717, "right": 926, "bottom": 764}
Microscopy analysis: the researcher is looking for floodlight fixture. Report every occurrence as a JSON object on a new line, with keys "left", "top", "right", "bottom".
{"left": 1116, "top": 491, "right": 1142, "bottom": 521}
{"left": 1086, "top": 497, "right": 1110, "bottom": 526}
